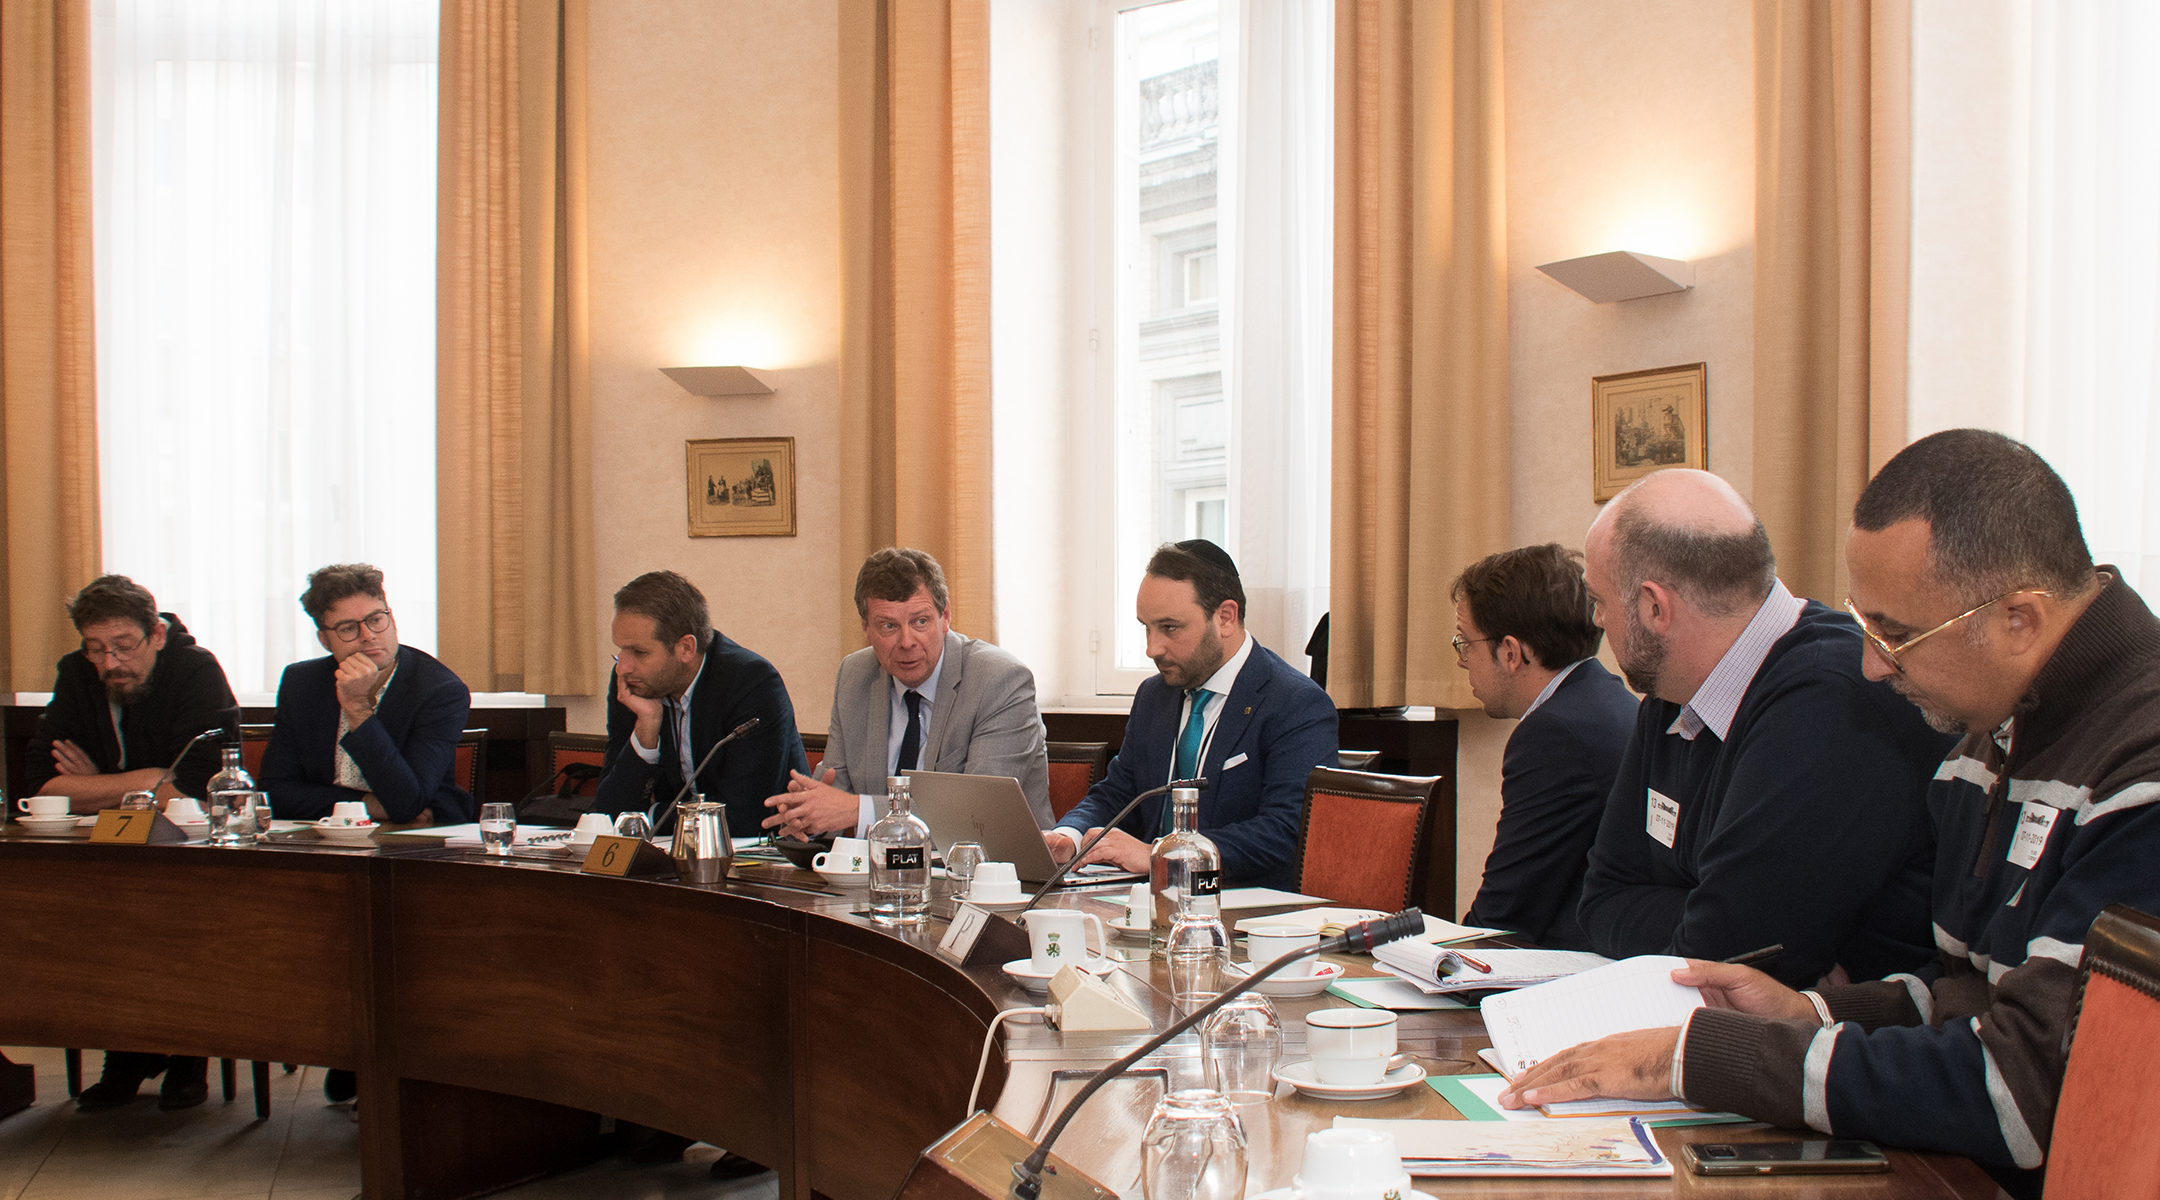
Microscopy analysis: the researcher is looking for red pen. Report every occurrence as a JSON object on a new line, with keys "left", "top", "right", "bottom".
{"left": 1447, "top": 949, "right": 1492, "bottom": 974}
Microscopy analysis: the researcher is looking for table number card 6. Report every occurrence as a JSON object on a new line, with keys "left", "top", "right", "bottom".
{"left": 580, "top": 835, "right": 643, "bottom": 876}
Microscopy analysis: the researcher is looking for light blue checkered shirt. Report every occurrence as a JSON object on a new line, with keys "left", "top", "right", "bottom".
{"left": 1668, "top": 580, "right": 1804, "bottom": 742}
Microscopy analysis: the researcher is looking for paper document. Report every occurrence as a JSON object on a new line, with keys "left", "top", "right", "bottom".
{"left": 1216, "top": 887, "right": 1329, "bottom": 909}
{"left": 1453, "top": 1063, "right": 1743, "bottom": 1122}
{"left": 1479, "top": 954, "right": 1703, "bottom": 1078}
{"left": 1327, "top": 977, "right": 1470, "bottom": 1011}
{"left": 1371, "top": 943, "right": 1610, "bottom": 994}
{"left": 1333, "top": 1116, "right": 1671, "bottom": 1177}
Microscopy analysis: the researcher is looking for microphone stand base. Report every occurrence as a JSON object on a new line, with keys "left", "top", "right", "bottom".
{"left": 895, "top": 1112, "right": 1113, "bottom": 1200}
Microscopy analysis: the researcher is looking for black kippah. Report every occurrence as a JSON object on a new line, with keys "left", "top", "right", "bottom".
{"left": 1174, "top": 538, "right": 1240, "bottom": 578}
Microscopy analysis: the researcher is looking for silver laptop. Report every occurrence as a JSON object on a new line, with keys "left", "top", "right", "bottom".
{"left": 905, "top": 769, "right": 1143, "bottom": 886}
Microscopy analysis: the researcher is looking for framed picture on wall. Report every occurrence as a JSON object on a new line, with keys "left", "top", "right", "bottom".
{"left": 686, "top": 437, "right": 797, "bottom": 537}
{"left": 1591, "top": 362, "right": 1707, "bottom": 502}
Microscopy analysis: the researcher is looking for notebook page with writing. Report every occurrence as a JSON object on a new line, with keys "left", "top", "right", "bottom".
{"left": 1480, "top": 954, "right": 1703, "bottom": 1076}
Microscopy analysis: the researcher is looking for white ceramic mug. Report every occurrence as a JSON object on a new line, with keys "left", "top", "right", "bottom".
{"left": 814, "top": 836, "right": 870, "bottom": 873}
{"left": 162, "top": 796, "right": 205, "bottom": 823}
{"left": 1023, "top": 909, "right": 1106, "bottom": 973}
{"left": 571, "top": 813, "right": 614, "bottom": 843}
{"left": 330, "top": 800, "right": 371, "bottom": 825}
{"left": 1127, "top": 882, "right": 1153, "bottom": 925}
{"left": 1293, "top": 1127, "right": 1413, "bottom": 1200}
{"left": 17, "top": 795, "right": 69, "bottom": 817}
{"left": 1246, "top": 923, "right": 1320, "bottom": 978}
{"left": 968, "top": 861, "right": 1023, "bottom": 903}
{"left": 1306, "top": 1008, "right": 1398, "bottom": 1085}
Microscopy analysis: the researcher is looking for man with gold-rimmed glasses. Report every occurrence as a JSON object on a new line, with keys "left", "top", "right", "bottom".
{"left": 1501, "top": 430, "right": 2160, "bottom": 1193}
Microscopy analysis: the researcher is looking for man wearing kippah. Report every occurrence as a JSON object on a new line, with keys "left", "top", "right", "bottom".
{"left": 1044, "top": 540, "right": 1338, "bottom": 890}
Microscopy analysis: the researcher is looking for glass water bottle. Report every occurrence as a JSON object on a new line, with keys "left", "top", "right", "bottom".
{"left": 1149, "top": 787, "right": 1222, "bottom": 926}
{"left": 867, "top": 775, "right": 932, "bottom": 925}
{"left": 205, "top": 745, "right": 257, "bottom": 845}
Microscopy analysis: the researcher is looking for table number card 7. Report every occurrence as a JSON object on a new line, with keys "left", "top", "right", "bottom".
{"left": 90, "top": 809, "right": 156, "bottom": 844}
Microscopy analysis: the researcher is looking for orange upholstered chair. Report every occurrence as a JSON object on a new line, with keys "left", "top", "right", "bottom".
{"left": 2045, "top": 903, "right": 2160, "bottom": 1198}
{"left": 1295, "top": 767, "right": 1442, "bottom": 912}
{"left": 801, "top": 732, "right": 827, "bottom": 778}
{"left": 1046, "top": 741, "right": 1111, "bottom": 820}
{"left": 547, "top": 731, "right": 608, "bottom": 782}
{"left": 453, "top": 729, "right": 485, "bottom": 807}
{"left": 239, "top": 723, "right": 274, "bottom": 777}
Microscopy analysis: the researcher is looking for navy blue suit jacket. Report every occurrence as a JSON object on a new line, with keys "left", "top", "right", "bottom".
{"left": 261, "top": 645, "right": 474, "bottom": 824}
{"left": 1462, "top": 659, "right": 1638, "bottom": 948}
{"left": 595, "top": 630, "right": 808, "bottom": 837}
{"left": 1055, "top": 641, "right": 1338, "bottom": 890}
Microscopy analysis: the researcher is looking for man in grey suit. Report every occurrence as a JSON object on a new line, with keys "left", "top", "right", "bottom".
{"left": 763, "top": 547, "right": 1051, "bottom": 837}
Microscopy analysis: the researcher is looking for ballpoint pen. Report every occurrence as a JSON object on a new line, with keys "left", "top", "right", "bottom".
{"left": 1722, "top": 943, "right": 1784, "bottom": 968}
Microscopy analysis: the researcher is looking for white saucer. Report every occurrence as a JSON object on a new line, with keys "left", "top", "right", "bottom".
{"left": 1109, "top": 916, "right": 1151, "bottom": 938}
{"left": 1253, "top": 1188, "right": 1437, "bottom": 1200}
{"left": 1001, "top": 957, "right": 1114, "bottom": 995}
{"left": 815, "top": 866, "right": 872, "bottom": 884}
{"left": 1224, "top": 959, "right": 1345, "bottom": 998}
{"left": 1271, "top": 1059, "right": 1427, "bottom": 1100}
{"left": 12, "top": 815, "right": 80, "bottom": 834}
{"left": 957, "top": 891, "right": 1029, "bottom": 910}
{"left": 311, "top": 822, "right": 380, "bottom": 845}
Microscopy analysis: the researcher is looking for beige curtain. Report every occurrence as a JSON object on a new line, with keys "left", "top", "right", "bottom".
{"left": 838, "top": 0, "right": 996, "bottom": 642}
{"left": 1328, "top": 0, "right": 1508, "bottom": 711}
{"left": 436, "top": 0, "right": 595, "bottom": 694}
{"left": 1752, "top": 0, "right": 1911, "bottom": 605}
{"left": 0, "top": 0, "right": 100, "bottom": 691}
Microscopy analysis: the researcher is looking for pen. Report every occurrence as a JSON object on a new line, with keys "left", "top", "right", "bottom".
{"left": 1438, "top": 949, "right": 1491, "bottom": 975}
{"left": 1722, "top": 943, "right": 1783, "bottom": 967}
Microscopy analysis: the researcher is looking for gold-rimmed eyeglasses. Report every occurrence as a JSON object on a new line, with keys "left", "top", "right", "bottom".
{"left": 1843, "top": 590, "right": 2049, "bottom": 671}
{"left": 80, "top": 636, "right": 148, "bottom": 663}
{"left": 323, "top": 608, "right": 393, "bottom": 643}
{"left": 1451, "top": 634, "right": 1496, "bottom": 665}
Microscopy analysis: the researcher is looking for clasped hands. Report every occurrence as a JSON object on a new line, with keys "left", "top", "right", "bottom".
{"left": 1039, "top": 825, "right": 1152, "bottom": 874}
{"left": 1495, "top": 960, "right": 1816, "bottom": 1110}
{"left": 761, "top": 767, "right": 857, "bottom": 840}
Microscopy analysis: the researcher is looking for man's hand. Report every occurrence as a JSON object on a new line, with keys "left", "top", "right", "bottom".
{"left": 335, "top": 653, "right": 387, "bottom": 723}
{"left": 614, "top": 658, "right": 664, "bottom": 748}
{"left": 1074, "top": 826, "right": 1152, "bottom": 874}
{"left": 1497, "top": 1026, "right": 1682, "bottom": 1110}
{"left": 762, "top": 768, "right": 856, "bottom": 838}
{"left": 50, "top": 739, "right": 98, "bottom": 776}
{"left": 1043, "top": 828, "right": 1078, "bottom": 863}
{"left": 1677, "top": 960, "right": 1816, "bottom": 1021}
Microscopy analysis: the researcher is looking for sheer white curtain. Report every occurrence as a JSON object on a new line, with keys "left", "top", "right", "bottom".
{"left": 90, "top": 0, "right": 439, "bottom": 693}
{"left": 1219, "top": 0, "right": 1332, "bottom": 664}
{"left": 1909, "top": 0, "right": 2160, "bottom": 595}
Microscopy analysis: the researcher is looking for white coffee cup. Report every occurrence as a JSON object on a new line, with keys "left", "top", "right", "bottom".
{"left": 1023, "top": 909, "right": 1106, "bottom": 973}
{"left": 1247, "top": 923, "right": 1320, "bottom": 978}
{"left": 814, "top": 836, "right": 870, "bottom": 874}
{"left": 1306, "top": 1008, "right": 1398, "bottom": 1085}
{"left": 1293, "top": 1127, "right": 1413, "bottom": 1200}
{"left": 1127, "top": 882, "right": 1153, "bottom": 925}
{"left": 17, "top": 795, "right": 70, "bottom": 817}
{"left": 330, "top": 800, "right": 371, "bottom": 826}
{"left": 162, "top": 796, "right": 205, "bottom": 823}
{"left": 968, "top": 861, "right": 1023, "bottom": 903}
{"left": 571, "top": 813, "right": 614, "bottom": 843}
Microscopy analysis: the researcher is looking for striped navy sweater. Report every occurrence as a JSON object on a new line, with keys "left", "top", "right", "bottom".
{"left": 1682, "top": 574, "right": 2160, "bottom": 1176}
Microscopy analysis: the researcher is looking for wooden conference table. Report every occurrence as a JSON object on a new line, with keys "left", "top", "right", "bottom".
{"left": 0, "top": 829, "right": 2005, "bottom": 1200}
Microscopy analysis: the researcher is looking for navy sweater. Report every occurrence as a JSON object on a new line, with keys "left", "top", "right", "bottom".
{"left": 1578, "top": 601, "right": 1952, "bottom": 985}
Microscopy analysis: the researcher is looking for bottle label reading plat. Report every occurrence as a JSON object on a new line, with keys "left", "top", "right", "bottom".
{"left": 1192, "top": 870, "right": 1222, "bottom": 897}
{"left": 886, "top": 847, "right": 926, "bottom": 870}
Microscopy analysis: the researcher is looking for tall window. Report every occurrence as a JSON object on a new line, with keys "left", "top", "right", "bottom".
{"left": 90, "top": 0, "right": 439, "bottom": 694}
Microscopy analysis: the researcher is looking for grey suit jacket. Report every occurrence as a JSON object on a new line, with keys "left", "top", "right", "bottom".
{"left": 822, "top": 630, "right": 1052, "bottom": 825}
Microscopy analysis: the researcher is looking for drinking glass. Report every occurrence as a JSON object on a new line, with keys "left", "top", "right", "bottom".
{"left": 613, "top": 812, "right": 653, "bottom": 841}
{"left": 119, "top": 790, "right": 156, "bottom": 811}
{"left": 479, "top": 802, "right": 517, "bottom": 855}
{"left": 250, "top": 794, "right": 275, "bottom": 843}
{"left": 1201, "top": 990, "right": 1283, "bottom": 1105}
{"left": 1164, "top": 911, "right": 1229, "bottom": 1012}
{"left": 204, "top": 802, "right": 232, "bottom": 844}
{"left": 945, "top": 840, "right": 985, "bottom": 887}
{"left": 1139, "top": 1089, "right": 1246, "bottom": 1200}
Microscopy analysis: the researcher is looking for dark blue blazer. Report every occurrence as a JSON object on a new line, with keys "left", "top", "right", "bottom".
{"left": 261, "top": 645, "right": 474, "bottom": 824}
{"left": 1055, "top": 641, "right": 1338, "bottom": 890}
{"left": 595, "top": 630, "right": 808, "bottom": 837}
{"left": 1462, "top": 659, "right": 1638, "bottom": 948}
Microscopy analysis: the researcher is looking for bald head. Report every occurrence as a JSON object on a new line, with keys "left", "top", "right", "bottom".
{"left": 1591, "top": 469, "right": 1775, "bottom": 619}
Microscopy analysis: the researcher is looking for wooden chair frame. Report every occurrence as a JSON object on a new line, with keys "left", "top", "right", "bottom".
{"left": 1294, "top": 767, "right": 1443, "bottom": 912}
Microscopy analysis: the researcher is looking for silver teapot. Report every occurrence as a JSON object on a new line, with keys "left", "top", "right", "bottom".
{"left": 670, "top": 793, "right": 733, "bottom": 884}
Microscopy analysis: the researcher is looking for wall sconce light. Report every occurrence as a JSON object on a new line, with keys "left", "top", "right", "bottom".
{"left": 660, "top": 366, "right": 775, "bottom": 397}
{"left": 1535, "top": 251, "right": 1694, "bottom": 303}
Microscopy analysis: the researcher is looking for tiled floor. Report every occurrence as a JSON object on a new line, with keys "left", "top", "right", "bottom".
{"left": 0, "top": 1047, "right": 780, "bottom": 1200}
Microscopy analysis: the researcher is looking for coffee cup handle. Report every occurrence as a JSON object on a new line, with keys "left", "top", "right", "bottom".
{"left": 813, "top": 851, "right": 831, "bottom": 870}
{"left": 1082, "top": 912, "right": 1107, "bottom": 956}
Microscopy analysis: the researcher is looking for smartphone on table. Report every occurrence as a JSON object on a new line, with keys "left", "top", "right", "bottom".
{"left": 1683, "top": 1138, "right": 1891, "bottom": 1175}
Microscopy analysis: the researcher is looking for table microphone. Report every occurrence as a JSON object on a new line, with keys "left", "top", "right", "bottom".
{"left": 1019, "top": 776, "right": 1208, "bottom": 913}
{"left": 1010, "top": 907, "right": 1428, "bottom": 1200}
{"left": 651, "top": 717, "right": 761, "bottom": 832}
{"left": 149, "top": 727, "right": 229, "bottom": 794}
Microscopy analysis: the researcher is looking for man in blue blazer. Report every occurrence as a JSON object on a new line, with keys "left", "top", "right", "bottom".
{"left": 1451, "top": 544, "right": 1637, "bottom": 949}
{"left": 1048, "top": 540, "right": 1338, "bottom": 890}
{"left": 261, "top": 564, "right": 473, "bottom": 825}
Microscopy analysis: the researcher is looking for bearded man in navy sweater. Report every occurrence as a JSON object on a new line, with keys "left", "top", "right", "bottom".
{"left": 1572, "top": 469, "right": 1952, "bottom": 986}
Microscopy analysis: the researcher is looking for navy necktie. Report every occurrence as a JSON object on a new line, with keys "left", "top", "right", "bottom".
{"left": 897, "top": 690, "right": 924, "bottom": 773}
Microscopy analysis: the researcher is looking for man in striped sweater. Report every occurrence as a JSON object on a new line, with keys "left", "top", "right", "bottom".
{"left": 1501, "top": 429, "right": 2160, "bottom": 1196}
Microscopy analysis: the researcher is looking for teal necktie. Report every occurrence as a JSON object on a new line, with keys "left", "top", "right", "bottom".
{"left": 1163, "top": 688, "right": 1214, "bottom": 834}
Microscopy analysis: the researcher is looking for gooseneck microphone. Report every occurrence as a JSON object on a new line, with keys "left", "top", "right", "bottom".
{"left": 1019, "top": 776, "right": 1208, "bottom": 913}
{"left": 150, "top": 727, "right": 230, "bottom": 794}
{"left": 652, "top": 717, "right": 761, "bottom": 831}
{"left": 1009, "top": 908, "right": 1428, "bottom": 1200}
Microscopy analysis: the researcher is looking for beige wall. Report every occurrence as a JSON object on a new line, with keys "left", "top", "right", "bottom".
{"left": 1449, "top": 0, "right": 1757, "bottom": 914}
{"left": 559, "top": 0, "right": 852, "bottom": 736}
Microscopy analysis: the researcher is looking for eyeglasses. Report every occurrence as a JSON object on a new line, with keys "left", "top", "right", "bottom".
{"left": 322, "top": 608, "right": 393, "bottom": 643}
{"left": 81, "top": 636, "right": 148, "bottom": 663}
{"left": 1843, "top": 590, "right": 2048, "bottom": 671}
{"left": 1451, "top": 634, "right": 1497, "bottom": 665}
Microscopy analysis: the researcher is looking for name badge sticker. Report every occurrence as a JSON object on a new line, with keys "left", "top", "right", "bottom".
{"left": 2006, "top": 802, "right": 2059, "bottom": 871}
{"left": 1646, "top": 789, "right": 1680, "bottom": 849}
